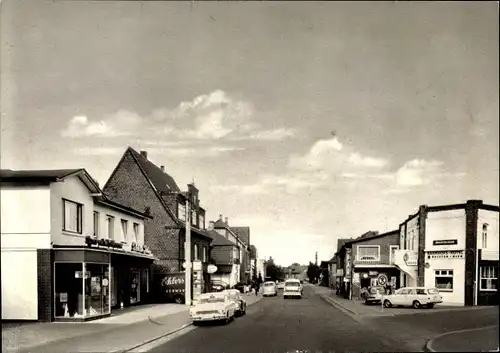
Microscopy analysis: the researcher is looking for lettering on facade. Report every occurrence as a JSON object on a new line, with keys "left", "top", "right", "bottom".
{"left": 345, "top": 248, "right": 352, "bottom": 279}
{"left": 161, "top": 276, "right": 185, "bottom": 287}
{"left": 433, "top": 239, "right": 458, "bottom": 246}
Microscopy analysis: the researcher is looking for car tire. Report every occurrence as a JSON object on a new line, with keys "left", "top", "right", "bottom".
{"left": 412, "top": 300, "right": 421, "bottom": 309}
{"left": 284, "top": 295, "right": 287, "bottom": 299}
{"left": 192, "top": 321, "right": 199, "bottom": 326}
{"left": 383, "top": 300, "right": 392, "bottom": 308}
{"left": 427, "top": 303, "right": 435, "bottom": 309}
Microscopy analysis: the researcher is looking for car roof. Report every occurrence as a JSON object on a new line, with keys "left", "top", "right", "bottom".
{"left": 264, "top": 281, "right": 276, "bottom": 284}
{"left": 285, "top": 279, "right": 300, "bottom": 282}
{"left": 199, "top": 292, "right": 226, "bottom": 298}
{"left": 223, "top": 289, "right": 240, "bottom": 294}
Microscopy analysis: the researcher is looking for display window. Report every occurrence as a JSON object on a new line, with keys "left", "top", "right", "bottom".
{"left": 130, "top": 270, "right": 141, "bottom": 304}
{"left": 54, "top": 262, "right": 110, "bottom": 319}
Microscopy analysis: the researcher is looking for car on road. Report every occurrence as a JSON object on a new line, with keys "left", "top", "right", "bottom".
{"left": 283, "top": 279, "right": 303, "bottom": 299}
{"left": 223, "top": 289, "right": 247, "bottom": 316}
{"left": 262, "top": 281, "right": 278, "bottom": 296}
{"left": 189, "top": 292, "right": 236, "bottom": 325}
{"left": 364, "top": 286, "right": 386, "bottom": 305}
{"left": 382, "top": 287, "right": 443, "bottom": 309}
{"left": 277, "top": 281, "right": 285, "bottom": 290}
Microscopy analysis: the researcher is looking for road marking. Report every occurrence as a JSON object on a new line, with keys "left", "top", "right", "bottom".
{"left": 426, "top": 325, "right": 499, "bottom": 353}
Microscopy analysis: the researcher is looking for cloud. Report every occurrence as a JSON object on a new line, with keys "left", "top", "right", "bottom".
{"left": 248, "top": 128, "right": 297, "bottom": 141}
{"left": 395, "top": 159, "right": 444, "bottom": 187}
{"left": 61, "top": 111, "right": 142, "bottom": 138}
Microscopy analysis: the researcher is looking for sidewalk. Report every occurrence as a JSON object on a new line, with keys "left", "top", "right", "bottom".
{"left": 2, "top": 294, "right": 263, "bottom": 353}
{"left": 310, "top": 284, "right": 494, "bottom": 318}
{"left": 426, "top": 326, "right": 499, "bottom": 352}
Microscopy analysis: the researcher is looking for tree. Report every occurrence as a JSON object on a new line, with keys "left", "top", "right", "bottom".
{"left": 265, "top": 257, "right": 285, "bottom": 282}
{"left": 307, "top": 261, "right": 321, "bottom": 283}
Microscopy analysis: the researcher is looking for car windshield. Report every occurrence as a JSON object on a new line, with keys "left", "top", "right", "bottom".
{"left": 428, "top": 288, "right": 440, "bottom": 294}
{"left": 285, "top": 282, "right": 300, "bottom": 287}
{"left": 370, "top": 287, "right": 384, "bottom": 294}
{"left": 264, "top": 282, "right": 275, "bottom": 287}
{"left": 198, "top": 296, "right": 225, "bottom": 304}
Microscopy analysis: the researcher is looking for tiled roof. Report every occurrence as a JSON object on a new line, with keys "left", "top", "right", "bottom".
{"left": 206, "top": 230, "right": 235, "bottom": 246}
{"left": 346, "top": 229, "right": 398, "bottom": 245}
{"left": 213, "top": 219, "right": 228, "bottom": 228}
{"left": 0, "top": 169, "right": 83, "bottom": 181}
{"left": 231, "top": 227, "right": 250, "bottom": 246}
{"left": 128, "top": 147, "right": 180, "bottom": 193}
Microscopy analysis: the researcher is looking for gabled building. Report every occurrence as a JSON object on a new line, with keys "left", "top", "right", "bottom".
{"left": 102, "top": 147, "right": 213, "bottom": 297}
{"left": 1, "top": 169, "right": 154, "bottom": 322}
{"left": 231, "top": 226, "right": 251, "bottom": 283}
{"left": 206, "top": 225, "right": 240, "bottom": 288}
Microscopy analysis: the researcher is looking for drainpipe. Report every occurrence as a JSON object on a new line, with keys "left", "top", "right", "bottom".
{"left": 474, "top": 248, "right": 479, "bottom": 306}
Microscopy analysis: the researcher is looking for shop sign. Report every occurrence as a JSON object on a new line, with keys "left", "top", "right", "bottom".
{"left": 207, "top": 265, "right": 217, "bottom": 274}
{"left": 433, "top": 239, "right": 458, "bottom": 246}
{"left": 193, "top": 260, "right": 202, "bottom": 272}
{"left": 161, "top": 275, "right": 185, "bottom": 287}
{"left": 368, "top": 271, "right": 378, "bottom": 276}
{"left": 336, "top": 269, "right": 344, "bottom": 276}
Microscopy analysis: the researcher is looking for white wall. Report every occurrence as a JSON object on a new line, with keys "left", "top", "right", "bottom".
{"left": 93, "top": 204, "right": 144, "bottom": 250}
{"left": 425, "top": 210, "right": 466, "bottom": 251}
{"left": 477, "top": 209, "right": 499, "bottom": 252}
{"left": 1, "top": 250, "right": 38, "bottom": 319}
{"left": 1, "top": 186, "right": 52, "bottom": 249}
{"left": 50, "top": 176, "right": 94, "bottom": 246}
{"left": 424, "top": 257, "right": 465, "bottom": 305}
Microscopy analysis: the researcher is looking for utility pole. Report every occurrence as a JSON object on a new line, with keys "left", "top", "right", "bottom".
{"left": 315, "top": 251, "right": 318, "bottom": 266}
{"left": 185, "top": 195, "right": 192, "bottom": 306}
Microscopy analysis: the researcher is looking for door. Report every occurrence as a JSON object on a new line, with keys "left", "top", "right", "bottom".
{"left": 392, "top": 288, "right": 408, "bottom": 305}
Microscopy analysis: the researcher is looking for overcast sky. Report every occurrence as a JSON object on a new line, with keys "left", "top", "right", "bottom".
{"left": 1, "top": 1, "right": 498, "bottom": 266}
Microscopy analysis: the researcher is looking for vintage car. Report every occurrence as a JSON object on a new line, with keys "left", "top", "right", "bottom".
{"left": 382, "top": 287, "right": 443, "bottom": 309}
{"left": 262, "top": 281, "right": 278, "bottom": 296}
{"left": 364, "top": 286, "right": 386, "bottom": 305}
{"left": 189, "top": 292, "right": 236, "bottom": 324}
{"left": 283, "top": 279, "right": 303, "bottom": 299}
{"left": 223, "top": 289, "right": 247, "bottom": 316}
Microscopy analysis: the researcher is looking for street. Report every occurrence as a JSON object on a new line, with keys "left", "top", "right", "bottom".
{"left": 147, "top": 286, "right": 400, "bottom": 353}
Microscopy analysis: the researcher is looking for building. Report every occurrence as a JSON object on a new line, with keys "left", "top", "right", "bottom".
{"left": 256, "top": 258, "right": 266, "bottom": 280}
{"left": 393, "top": 200, "right": 499, "bottom": 306}
{"left": 206, "top": 224, "right": 241, "bottom": 287}
{"left": 333, "top": 238, "right": 353, "bottom": 297}
{"left": 1, "top": 169, "right": 155, "bottom": 322}
{"left": 327, "top": 255, "right": 337, "bottom": 289}
{"left": 286, "top": 264, "right": 307, "bottom": 280}
{"left": 231, "top": 226, "right": 252, "bottom": 283}
{"left": 102, "top": 147, "right": 213, "bottom": 297}
{"left": 212, "top": 215, "right": 250, "bottom": 284}
{"left": 345, "top": 230, "right": 401, "bottom": 300}
{"left": 249, "top": 245, "right": 258, "bottom": 280}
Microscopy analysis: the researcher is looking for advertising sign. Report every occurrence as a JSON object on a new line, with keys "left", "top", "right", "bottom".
{"left": 433, "top": 239, "right": 458, "bottom": 246}
{"left": 207, "top": 264, "right": 218, "bottom": 274}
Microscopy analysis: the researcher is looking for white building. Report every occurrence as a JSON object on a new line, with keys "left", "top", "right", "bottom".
{"left": 1, "top": 169, "right": 155, "bottom": 322}
{"left": 256, "top": 258, "right": 266, "bottom": 280}
{"left": 394, "top": 200, "right": 499, "bottom": 306}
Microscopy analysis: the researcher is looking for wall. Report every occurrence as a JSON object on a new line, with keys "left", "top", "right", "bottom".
{"left": 103, "top": 150, "right": 180, "bottom": 272}
{"left": 424, "top": 255, "right": 465, "bottom": 305}
{"left": 50, "top": 176, "right": 94, "bottom": 246}
{"left": 425, "top": 209, "right": 466, "bottom": 251}
{"left": 477, "top": 209, "right": 499, "bottom": 252}
{"left": 211, "top": 245, "right": 233, "bottom": 265}
{"left": 352, "top": 232, "right": 399, "bottom": 264}
{"left": 93, "top": 203, "right": 144, "bottom": 250}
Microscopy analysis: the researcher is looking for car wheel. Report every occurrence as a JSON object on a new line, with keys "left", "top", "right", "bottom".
{"left": 284, "top": 295, "right": 287, "bottom": 299}
{"left": 427, "top": 303, "right": 435, "bottom": 309}
{"left": 412, "top": 300, "right": 421, "bottom": 309}
{"left": 225, "top": 315, "right": 230, "bottom": 324}
{"left": 174, "top": 295, "right": 184, "bottom": 305}
{"left": 383, "top": 300, "right": 392, "bottom": 308}
{"left": 365, "top": 300, "right": 370, "bottom": 305}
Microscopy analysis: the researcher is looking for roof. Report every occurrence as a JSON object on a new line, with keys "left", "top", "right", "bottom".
{"left": 328, "top": 255, "right": 336, "bottom": 263}
{"left": 345, "top": 229, "right": 399, "bottom": 246}
{"left": 206, "top": 230, "right": 235, "bottom": 246}
{"left": 127, "top": 147, "right": 181, "bottom": 193}
{"left": 231, "top": 227, "right": 250, "bottom": 246}
{"left": 213, "top": 219, "right": 228, "bottom": 228}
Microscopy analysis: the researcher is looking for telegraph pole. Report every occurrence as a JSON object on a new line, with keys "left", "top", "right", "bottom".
{"left": 185, "top": 196, "right": 192, "bottom": 306}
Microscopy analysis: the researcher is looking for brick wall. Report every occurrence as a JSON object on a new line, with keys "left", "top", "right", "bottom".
{"left": 211, "top": 245, "right": 233, "bottom": 265}
{"left": 178, "top": 232, "right": 212, "bottom": 265}
{"left": 351, "top": 231, "right": 399, "bottom": 264}
{"left": 37, "top": 249, "right": 53, "bottom": 322}
{"left": 103, "top": 150, "right": 181, "bottom": 273}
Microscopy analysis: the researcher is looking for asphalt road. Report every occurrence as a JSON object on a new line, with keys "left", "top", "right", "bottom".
{"left": 147, "top": 286, "right": 403, "bottom": 353}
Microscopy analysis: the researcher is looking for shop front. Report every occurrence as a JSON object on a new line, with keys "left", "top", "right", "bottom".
{"left": 351, "top": 266, "right": 401, "bottom": 299}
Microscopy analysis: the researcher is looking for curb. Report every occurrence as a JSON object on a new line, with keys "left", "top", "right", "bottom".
{"left": 425, "top": 326, "right": 499, "bottom": 353}
{"left": 118, "top": 295, "right": 263, "bottom": 352}
{"left": 318, "top": 293, "right": 358, "bottom": 316}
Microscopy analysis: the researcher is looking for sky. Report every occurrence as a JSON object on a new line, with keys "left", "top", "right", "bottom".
{"left": 1, "top": 1, "right": 498, "bottom": 267}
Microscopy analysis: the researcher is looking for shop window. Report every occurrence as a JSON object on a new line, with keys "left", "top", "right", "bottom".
{"left": 357, "top": 246, "right": 380, "bottom": 261}
{"left": 63, "top": 199, "right": 82, "bottom": 234}
{"left": 85, "top": 263, "right": 111, "bottom": 316}
{"left": 93, "top": 211, "right": 99, "bottom": 237}
{"left": 480, "top": 266, "right": 497, "bottom": 291}
{"left": 106, "top": 215, "right": 115, "bottom": 240}
{"left": 133, "top": 222, "right": 139, "bottom": 243}
{"left": 130, "top": 269, "right": 141, "bottom": 304}
{"left": 121, "top": 219, "right": 129, "bottom": 243}
{"left": 203, "top": 246, "right": 207, "bottom": 262}
{"left": 435, "top": 270, "right": 453, "bottom": 292}
{"left": 193, "top": 244, "right": 199, "bottom": 260}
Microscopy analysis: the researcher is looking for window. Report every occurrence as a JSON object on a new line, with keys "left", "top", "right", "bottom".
{"left": 193, "top": 244, "right": 199, "bottom": 260}
{"left": 198, "top": 214, "right": 205, "bottom": 229}
{"left": 132, "top": 223, "right": 140, "bottom": 243}
{"left": 203, "top": 246, "right": 207, "bottom": 262}
{"left": 435, "top": 270, "right": 453, "bottom": 291}
{"left": 106, "top": 215, "right": 115, "bottom": 240}
{"left": 63, "top": 199, "right": 83, "bottom": 233}
{"left": 93, "top": 211, "right": 99, "bottom": 237}
{"left": 121, "top": 219, "right": 129, "bottom": 242}
{"left": 480, "top": 266, "right": 497, "bottom": 291}
{"left": 482, "top": 223, "right": 489, "bottom": 249}
{"left": 191, "top": 210, "right": 197, "bottom": 226}
{"left": 389, "top": 245, "right": 399, "bottom": 264}
{"left": 357, "top": 246, "right": 380, "bottom": 261}
{"left": 178, "top": 203, "right": 186, "bottom": 221}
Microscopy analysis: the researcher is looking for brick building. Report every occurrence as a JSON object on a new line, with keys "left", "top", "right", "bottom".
{"left": 206, "top": 225, "right": 240, "bottom": 288}
{"left": 102, "top": 147, "right": 213, "bottom": 300}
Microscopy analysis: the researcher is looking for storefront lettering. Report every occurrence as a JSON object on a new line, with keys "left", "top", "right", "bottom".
{"left": 161, "top": 276, "right": 185, "bottom": 287}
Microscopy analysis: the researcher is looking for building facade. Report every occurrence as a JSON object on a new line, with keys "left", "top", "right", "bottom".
{"left": 394, "top": 200, "right": 499, "bottom": 306}
{"left": 206, "top": 225, "right": 240, "bottom": 288}
{"left": 1, "top": 169, "right": 154, "bottom": 322}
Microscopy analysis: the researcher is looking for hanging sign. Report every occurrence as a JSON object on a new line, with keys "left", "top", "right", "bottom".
{"left": 207, "top": 265, "right": 218, "bottom": 274}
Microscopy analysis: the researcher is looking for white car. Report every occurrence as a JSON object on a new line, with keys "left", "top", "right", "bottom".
{"left": 382, "top": 287, "right": 443, "bottom": 309}
{"left": 262, "top": 281, "right": 278, "bottom": 296}
{"left": 277, "top": 282, "right": 285, "bottom": 290}
{"left": 189, "top": 292, "right": 236, "bottom": 324}
{"left": 283, "top": 279, "right": 303, "bottom": 299}
{"left": 222, "top": 289, "right": 247, "bottom": 316}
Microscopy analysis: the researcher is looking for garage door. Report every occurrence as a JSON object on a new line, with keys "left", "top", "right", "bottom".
{"left": 1, "top": 250, "right": 38, "bottom": 320}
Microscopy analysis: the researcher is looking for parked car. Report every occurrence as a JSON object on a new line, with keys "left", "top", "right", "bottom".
{"left": 283, "top": 279, "right": 303, "bottom": 299}
{"left": 364, "top": 286, "right": 385, "bottom": 305}
{"left": 233, "top": 282, "right": 247, "bottom": 293}
{"left": 277, "top": 282, "right": 285, "bottom": 290}
{"left": 382, "top": 287, "right": 443, "bottom": 309}
{"left": 189, "top": 292, "right": 236, "bottom": 325}
{"left": 262, "top": 281, "right": 278, "bottom": 296}
{"left": 210, "top": 280, "right": 230, "bottom": 292}
{"left": 223, "top": 289, "right": 247, "bottom": 316}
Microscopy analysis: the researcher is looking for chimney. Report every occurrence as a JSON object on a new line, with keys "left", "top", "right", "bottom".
{"left": 140, "top": 151, "right": 148, "bottom": 160}
{"left": 208, "top": 221, "right": 215, "bottom": 230}
{"left": 219, "top": 213, "right": 223, "bottom": 221}
{"left": 160, "top": 165, "right": 165, "bottom": 172}
{"left": 225, "top": 217, "right": 228, "bottom": 225}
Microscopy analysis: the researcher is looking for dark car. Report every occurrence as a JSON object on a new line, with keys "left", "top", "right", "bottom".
{"left": 210, "top": 280, "right": 230, "bottom": 292}
{"left": 233, "top": 282, "right": 247, "bottom": 293}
